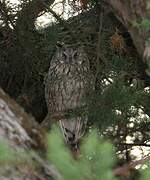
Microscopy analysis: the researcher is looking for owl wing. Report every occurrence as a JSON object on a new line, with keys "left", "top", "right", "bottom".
{"left": 56, "top": 77, "right": 88, "bottom": 151}
{"left": 44, "top": 60, "right": 93, "bottom": 152}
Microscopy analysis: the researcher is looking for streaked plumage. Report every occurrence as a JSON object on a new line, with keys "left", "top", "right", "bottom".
{"left": 44, "top": 42, "right": 93, "bottom": 152}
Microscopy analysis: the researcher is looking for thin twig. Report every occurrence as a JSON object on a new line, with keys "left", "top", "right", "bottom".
{"left": 40, "top": 0, "right": 69, "bottom": 29}
{"left": 39, "top": 0, "right": 79, "bottom": 42}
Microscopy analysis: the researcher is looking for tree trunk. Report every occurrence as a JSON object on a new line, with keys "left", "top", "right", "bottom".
{"left": 105, "top": 0, "right": 150, "bottom": 75}
{"left": 0, "top": 88, "right": 58, "bottom": 179}
{"left": 0, "top": 88, "right": 42, "bottom": 148}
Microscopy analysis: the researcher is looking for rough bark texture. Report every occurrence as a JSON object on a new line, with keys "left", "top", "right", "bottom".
{"left": 0, "top": 88, "right": 59, "bottom": 180}
{"left": 105, "top": 0, "right": 150, "bottom": 75}
{"left": 0, "top": 88, "right": 44, "bottom": 149}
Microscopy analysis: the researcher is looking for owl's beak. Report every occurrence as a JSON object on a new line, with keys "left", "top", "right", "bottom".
{"left": 69, "top": 57, "right": 73, "bottom": 63}
{"left": 65, "top": 56, "right": 72, "bottom": 64}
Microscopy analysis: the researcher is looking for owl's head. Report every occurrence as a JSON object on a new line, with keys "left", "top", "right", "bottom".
{"left": 54, "top": 42, "right": 89, "bottom": 66}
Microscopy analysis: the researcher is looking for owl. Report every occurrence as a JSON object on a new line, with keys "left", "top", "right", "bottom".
{"left": 44, "top": 42, "right": 93, "bottom": 152}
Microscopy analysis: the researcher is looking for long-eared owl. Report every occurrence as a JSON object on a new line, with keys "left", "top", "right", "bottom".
{"left": 44, "top": 42, "right": 93, "bottom": 152}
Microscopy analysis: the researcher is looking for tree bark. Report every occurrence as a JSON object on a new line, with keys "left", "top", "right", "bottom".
{"left": 0, "top": 88, "right": 59, "bottom": 179}
{"left": 105, "top": 0, "right": 150, "bottom": 75}
{"left": 0, "top": 88, "right": 42, "bottom": 148}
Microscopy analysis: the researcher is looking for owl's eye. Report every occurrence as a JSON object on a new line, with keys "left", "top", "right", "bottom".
{"left": 73, "top": 51, "right": 78, "bottom": 58}
{"left": 62, "top": 52, "right": 67, "bottom": 58}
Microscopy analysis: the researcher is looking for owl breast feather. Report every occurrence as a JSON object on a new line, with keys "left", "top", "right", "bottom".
{"left": 45, "top": 63, "right": 91, "bottom": 113}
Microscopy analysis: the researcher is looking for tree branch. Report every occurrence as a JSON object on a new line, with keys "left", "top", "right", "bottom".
{"left": 118, "top": 142, "right": 150, "bottom": 147}
{"left": 15, "top": 0, "right": 55, "bottom": 31}
{"left": 114, "top": 154, "right": 150, "bottom": 177}
{"left": 0, "top": 1, "right": 16, "bottom": 29}
{"left": 40, "top": 0, "right": 66, "bottom": 24}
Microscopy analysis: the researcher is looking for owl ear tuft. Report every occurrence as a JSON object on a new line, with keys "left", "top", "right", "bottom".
{"left": 56, "top": 41, "right": 65, "bottom": 49}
